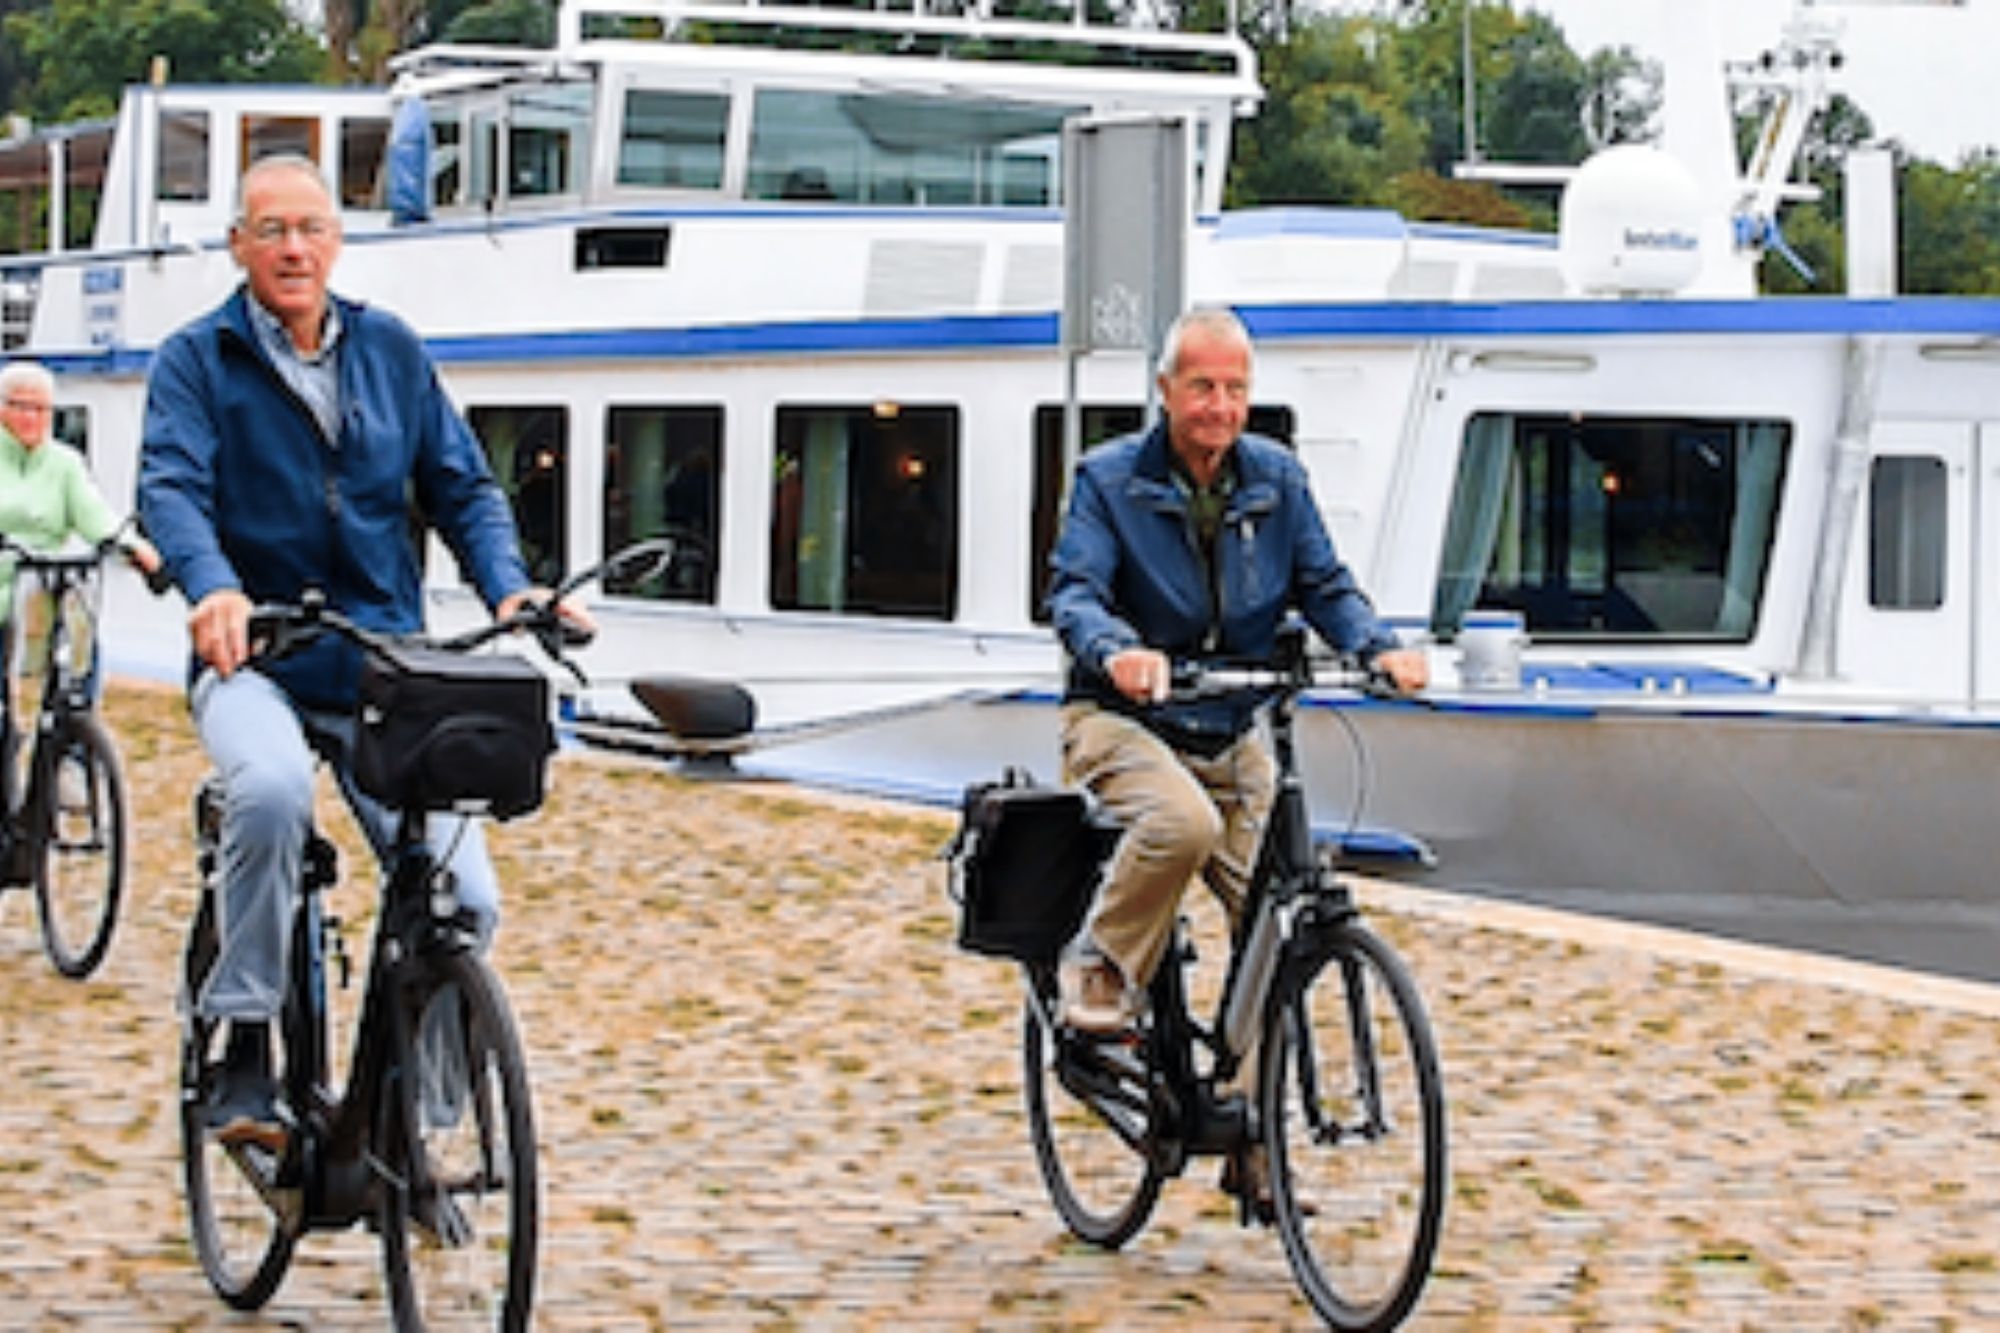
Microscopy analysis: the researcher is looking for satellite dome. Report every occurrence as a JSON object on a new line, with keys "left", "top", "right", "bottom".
{"left": 1558, "top": 144, "right": 1705, "bottom": 296}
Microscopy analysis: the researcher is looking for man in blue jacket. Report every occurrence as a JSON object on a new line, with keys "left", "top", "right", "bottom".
{"left": 1046, "top": 304, "right": 1426, "bottom": 1038}
{"left": 139, "top": 154, "right": 586, "bottom": 1152}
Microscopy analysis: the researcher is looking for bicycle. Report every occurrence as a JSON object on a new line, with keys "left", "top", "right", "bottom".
{"left": 999, "top": 628, "right": 1448, "bottom": 1331}
{"left": 0, "top": 528, "right": 159, "bottom": 979}
{"left": 176, "top": 539, "right": 668, "bottom": 1330}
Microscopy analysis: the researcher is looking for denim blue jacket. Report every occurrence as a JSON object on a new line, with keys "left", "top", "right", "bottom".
{"left": 1047, "top": 423, "right": 1396, "bottom": 752}
{"left": 138, "top": 287, "right": 530, "bottom": 710}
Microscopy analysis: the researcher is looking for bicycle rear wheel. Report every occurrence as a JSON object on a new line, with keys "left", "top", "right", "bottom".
{"left": 1262, "top": 923, "right": 1446, "bottom": 1332}
{"left": 180, "top": 893, "right": 297, "bottom": 1309}
{"left": 379, "top": 950, "right": 539, "bottom": 1332}
{"left": 32, "top": 713, "right": 126, "bottom": 979}
{"left": 1020, "top": 972, "right": 1163, "bottom": 1248}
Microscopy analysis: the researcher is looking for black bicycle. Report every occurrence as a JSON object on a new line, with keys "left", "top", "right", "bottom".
{"left": 0, "top": 529, "right": 156, "bottom": 978}
{"left": 177, "top": 540, "right": 668, "bottom": 1330}
{"left": 987, "top": 629, "right": 1448, "bottom": 1331}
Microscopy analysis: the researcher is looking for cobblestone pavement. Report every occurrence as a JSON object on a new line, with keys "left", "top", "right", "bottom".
{"left": 0, "top": 683, "right": 1996, "bottom": 1330}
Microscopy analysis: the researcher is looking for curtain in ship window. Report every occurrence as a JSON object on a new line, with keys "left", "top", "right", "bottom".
{"left": 1717, "top": 421, "right": 1785, "bottom": 637}
{"left": 1431, "top": 414, "right": 1517, "bottom": 634}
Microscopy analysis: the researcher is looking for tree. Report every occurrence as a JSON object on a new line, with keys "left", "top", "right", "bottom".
{"left": 1229, "top": 15, "right": 1428, "bottom": 207}
{"left": 5, "top": 0, "right": 322, "bottom": 122}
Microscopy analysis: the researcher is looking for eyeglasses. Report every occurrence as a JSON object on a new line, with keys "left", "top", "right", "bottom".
{"left": 2, "top": 398, "right": 52, "bottom": 415}
{"left": 242, "top": 215, "right": 338, "bottom": 247}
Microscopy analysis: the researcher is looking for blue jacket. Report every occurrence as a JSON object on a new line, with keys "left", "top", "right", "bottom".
{"left": 1047, "top": 423, "right": 1396, "bottom": 752}
{"left": 138, "top": 287, "right": 530, "bottom": 710}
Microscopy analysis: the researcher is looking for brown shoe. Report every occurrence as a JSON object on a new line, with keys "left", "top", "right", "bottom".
{"left": 1220, "top": 1147, "right": 1317, "bottom": 1224}
{"left": 1058, "top": 955, "right": 1135, "bottom": 1034}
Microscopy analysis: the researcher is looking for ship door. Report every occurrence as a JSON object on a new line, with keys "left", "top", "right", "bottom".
{"left": 1835, "top": 421, "right": 1980, "bottom": 703}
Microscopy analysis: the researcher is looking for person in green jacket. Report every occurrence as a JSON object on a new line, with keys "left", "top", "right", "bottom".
{"left": 0, "top": 359, "right": 161, "bottom": 782}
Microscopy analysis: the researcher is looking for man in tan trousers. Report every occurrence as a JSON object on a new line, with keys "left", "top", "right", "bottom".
{"left": 1045, "top": 305, "right": 1428, "bottom": 1212}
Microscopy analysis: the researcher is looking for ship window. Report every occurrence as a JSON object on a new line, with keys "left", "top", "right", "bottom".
{"left": 157, "top": 110, "right": 210, "bottom": 203}
{"left": 603, "top": 405, "right": 722, "bottom": 603}
{"left": 1868, "top": 455, "right": 1946, "bottom": 610}
{"left": 747, "top": 89, "right": 1073, "bottom": 207}
{"left": 770, "top": 404, "right": 958, "bottom": 619}
{"left": 430, "top": 113, "right": 462, "bottom": 207}
{"left": 468, "top": 405, "right": 568, "bottom": 586}
{"left": 242, "top": 116, "right": 320, "bottom": 171}
{"left": 1433, "top": 413, "right": 1791, "bottom": 641}
{"left": 1030, "top": 404, "right": 1297, "bottom": 623}
{"left": 53, "top": 406, "right": 87, "bottom": 460}
{"left": 340, "top": 117, "right": 390, "bottom": 209}
{"left": 617, "top": 90, "right": 728, "bottom": 190}
{"left": 508, "top": 82, "right": 592, "bottom": 198}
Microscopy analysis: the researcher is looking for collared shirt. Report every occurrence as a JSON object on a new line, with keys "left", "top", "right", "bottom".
{"left": 246, "top": 296, "right": 344, "bottom": 444}
{"left": 1171, "top": 447, "right": 1239, "bottom": 654}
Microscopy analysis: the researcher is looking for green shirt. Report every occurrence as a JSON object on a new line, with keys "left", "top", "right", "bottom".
{"left": 0, "top": 425, "right": 120, "bottom": 622}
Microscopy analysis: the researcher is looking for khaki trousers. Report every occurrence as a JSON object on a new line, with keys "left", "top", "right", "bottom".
{"left": 1060, "top": 703, "right": 1276, "bottom": 992}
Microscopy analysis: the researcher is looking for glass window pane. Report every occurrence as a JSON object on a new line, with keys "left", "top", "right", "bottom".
{"left": 243, "top": 115, "right": 319, "bottom": 168}
{"left": 340, "top": 117, "right": 390, "bottom": 209}
{"left": 430, "top": 111, "right": 463, "bottom": 207}
{"left": 157, "top": 110, "right": 210, "bottom": 203}
{"left": 1868, "top": 455, "right": 1946, "bottom": 610}
{"left": 509, "top": 83, "right": 592, "bottom": 198}
{"left": 618, "top": 90, "right": 728, "bottom": 190}
{"left": 468, "top": 406, "right": 568, "bottom": 586}
{"left": 1431, "top": 413, "right": 1791, "bottom": 640}
{"left": 748, "top": 89, "right": 1073, "bottom": 206}
{"left": 603, "top": 405, "right": 722, "bottom": 602}
{"left": 770, "top": 405, "right": 958, "bottom": 618}
{"left": 53, "top": 405, "right": 88, "bottom": 461}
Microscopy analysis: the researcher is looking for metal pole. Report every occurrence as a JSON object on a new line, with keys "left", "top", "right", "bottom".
{"left": 1461, "top": 0, "right": 1478, "bottom": 164}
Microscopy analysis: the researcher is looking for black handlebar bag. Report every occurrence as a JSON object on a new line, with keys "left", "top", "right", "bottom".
{"left": 946, "top": 768, "right": 1120, "bottom": 964}
{"left": 352, "top": 645, "right": 555, "bottom": 821}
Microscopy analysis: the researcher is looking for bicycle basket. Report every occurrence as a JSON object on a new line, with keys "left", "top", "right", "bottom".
{"left": 352, "top": 644, "right": 555, "bottom": 820}
{"left": 945, "top": 768, "right": 1119, "bottom": 964}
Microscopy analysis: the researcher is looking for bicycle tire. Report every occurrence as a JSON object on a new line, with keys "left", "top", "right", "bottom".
{"left": 1262, "top": 922, "right": 1447, "bottom": 1332}
{"left": 32, "top": 712, "right": 127, "bottom": 979}
{"left": 378, "top": 949, "right": 540, "bottom": 1332}
{"left": 1020, "top": 975, "right": 1164, "bottom": 1248}
{"left": 179, "top": 894, "right": 297, "bottom": 1310}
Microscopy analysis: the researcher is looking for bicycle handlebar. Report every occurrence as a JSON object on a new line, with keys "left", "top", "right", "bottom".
{"left": 249, "top": 537, "right": 674, "bottom": 678}
{"left": 1164, "top": 625, "right": 1404, "bottom": 703}
{"left": 0, "top": 520, "right": 169, "bottom": 595}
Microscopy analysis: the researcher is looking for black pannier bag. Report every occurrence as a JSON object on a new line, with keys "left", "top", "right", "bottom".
{"left": 946, "top": 767, "right": 1120, "bottom": 963}
{"left": 352, "top": 644, "right": 556, "bottom": 821}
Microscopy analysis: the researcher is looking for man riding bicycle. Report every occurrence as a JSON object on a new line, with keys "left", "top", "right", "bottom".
{"left": 1045, "top": 305, "right": 1427, "bottom": 1206}
{"left": 138, "top": 154, "right": 591, "bottom": 1154}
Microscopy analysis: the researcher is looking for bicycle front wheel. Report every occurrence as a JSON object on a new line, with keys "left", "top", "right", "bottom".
{"left": 379, "top": 950, "right": 539, "bottom": 1332}
{"left": 1262, "top": 923, "right": 1447, "bottom": 1332}
{"left": 180, "top": 894, "right": 296, "bottom": 1310}
{"left": 1020, "top": 973, "right": 1163, "bottom": 1248}
{"left": 33, "top": 713, "right": 127, "bottom": 979}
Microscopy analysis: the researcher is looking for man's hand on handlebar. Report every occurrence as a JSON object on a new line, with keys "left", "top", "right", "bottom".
{"left": 190, "top": 588, "right": 256, "bottom": 679}
{"left": 1369, "top": 646, "right": 1429, "bottom": 696}
{"left": 497, "top": 587, "right": 598, "bottom": 643}
{"left": 1106, "top": 647, "right": 1172, "bottom": 706}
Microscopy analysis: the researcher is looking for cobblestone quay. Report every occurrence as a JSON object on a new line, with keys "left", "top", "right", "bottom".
{"left": 2, "top": 683, "right": 1996, "bottom": 1329}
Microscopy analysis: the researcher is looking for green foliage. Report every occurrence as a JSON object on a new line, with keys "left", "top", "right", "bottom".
{"left": 441, "top": 0, "right": 556, "bottom": 45}
{"left": 5, "top": 0, "right": 322, "bottom": 122}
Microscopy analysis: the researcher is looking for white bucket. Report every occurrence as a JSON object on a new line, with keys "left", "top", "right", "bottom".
{"left": 1456, "top": 611, "right": 1525, "bottom": 692}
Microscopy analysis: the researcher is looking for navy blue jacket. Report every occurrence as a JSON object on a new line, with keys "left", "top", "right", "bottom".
{"left": 1047, "top": 423, "right": 1396, "bottom": 752}
{"left": 138, "top": 287, "right": 530, "bottom": 710}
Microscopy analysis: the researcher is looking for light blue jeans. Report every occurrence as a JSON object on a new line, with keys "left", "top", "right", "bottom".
{"left": 191, "top": 668, "right": 501, "bottom": 1022}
